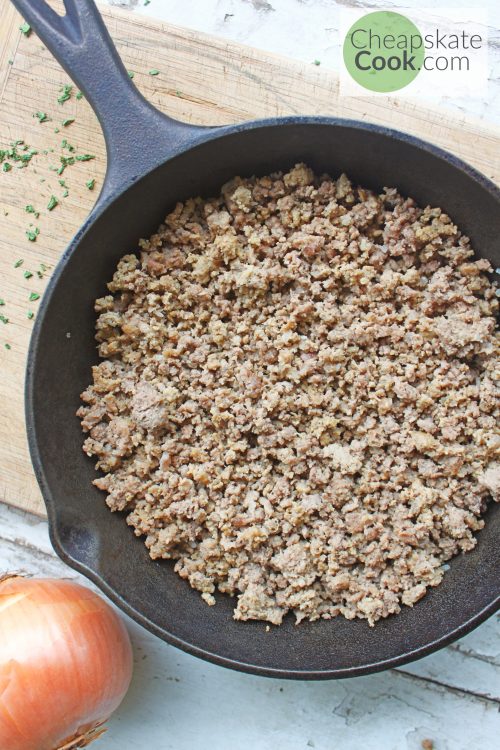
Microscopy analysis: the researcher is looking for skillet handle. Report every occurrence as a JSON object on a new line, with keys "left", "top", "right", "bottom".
{"left": 11, "top": 0, "right": 213, "bottom": 208}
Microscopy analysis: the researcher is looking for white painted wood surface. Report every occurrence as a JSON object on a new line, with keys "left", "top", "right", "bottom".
{"left": 1, "top": 502, "right": 498, "bottom": 750}
{"left": 113, "top": 0, "right": 500, "bottom": 126}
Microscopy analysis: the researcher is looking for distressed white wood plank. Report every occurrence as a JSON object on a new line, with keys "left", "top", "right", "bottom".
{"left": 399, "top": 636, "right": 500, "bottom": 702}
{"left": 122, "top": 0, "right": 500, "bottom": 127}
{"left": 109, "top": 638, "right": 500, "bottom": 750}
{"left": 0, "top": 502, "right": 499, "bottom": 750}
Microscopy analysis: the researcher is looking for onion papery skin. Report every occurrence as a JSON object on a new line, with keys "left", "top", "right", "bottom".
{"left": 0, "top": 577, "right": 133, "bottom": 750}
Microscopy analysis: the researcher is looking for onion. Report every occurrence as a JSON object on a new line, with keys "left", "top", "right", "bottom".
{"left": 0, "top": 575, "right": 133, "bottom": 750}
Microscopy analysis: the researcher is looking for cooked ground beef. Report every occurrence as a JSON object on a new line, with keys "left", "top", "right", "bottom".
{"left": 78, "top": 164, "right": 500, "bottom": 626}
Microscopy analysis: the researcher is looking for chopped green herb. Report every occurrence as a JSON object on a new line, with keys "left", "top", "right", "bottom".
{"left": 54, "top": 128, "right": 60, "bottom": 133}
{"left": 76, "top": 91, "right": 83, "bottom": 100}
{"left": 0, "top": 299, "right": 4, "bottom": 305}
{"left": 26, "top": 227, "right": 39, "bottom": 242}
{"left": 175, "top": 90, "right": 182, "bottom": 97}
{"left": 144, "top": 0, "right": 151, "bottom": 5}
{"left": 47, "top": 195, "right": 58, "bottom": 211}
{"left": 57, "top": 155, "right": 75, "bottom": 174}
{"left": 313, "top": 59, "right": 321, "bottom": 66}
{"left": 0, "top": 314, "right": 9, "bottom": 324}
{"left": 27, "top": 311, "right": 34, "bottom": 320}
{"left": 149, "top": 69, "right": 160, "bottom": 76}
{"left": 128, "top": 71, "right": 135, "bottom": 79}
{"left": 3, "top": 162, "right": 12, "bottom": 172}
{"left": 86, "top": 178, "right": 95, "bottom": 190}
{"left": 23, "top": 270, "right": 33, "bottom": 279}
{"left": 0, "top": 142, "right": 36, "bottom": 169}
{"left": 62, "top": 189, "right": 69, "bottom": 198}
{"left": 75, "top": 154, "right": 95, "bottom": 162}
{"left": 58, "top": 179, "right": 67, "bottom": 188}
{"left": 34, "top": 111, "right": 49, "bottom": 123}
{"left": 40, "top": 178, "right": 45, "bottom": 183}
{"left": 62, "top": 118, "right": 75, "bottom": 127}
{"left": 29, "top": 292, "right": 40, "bottom": 302}
{"left": 4, "top": 343, "right": 11, "bottom": 350}
{"left": 8, "top": 59, "right": 13, "bottom": 65}
{"left": 61, "top": 139, "right": 75, "bottom": 152}
{"left": 57, "top": 84, "right": 73, "bottom": 104}
{"left": 25, "top": 205, "right": 40, "bottom": 218}
{"left": 19, "top": 22, "right": 31, "bottom": 36}
{"left": 14, "top": 259, "right": 24, "bottom": 268}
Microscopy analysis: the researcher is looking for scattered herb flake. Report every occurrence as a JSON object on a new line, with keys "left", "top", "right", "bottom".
{"left": 14, "top": 259, "right": 24, "bottom": 268}
{"left": 54, "top": 128, "right": 60, "bottom": 133}
{"left": 58, "top": 179, "right": 67, "bottom": 188}
{"left": 26, "top": 227, "right": 39, "bottom": 242}
{"left": 149, "top": 69, "right": 160, "bottom": 76}
{"left": 47, "top": 195, "right": 58, "bottom": 211}
{"left": 1, "top": 142, "right": 37, "bottom": 169}
{"left": 62, "top": 118, "right": 75, "bottom": 127}
{"left": 128, "top": 71, "right": 135, "bottom": 79}
{"left": 75, "top": 154, "right": 95, "bottom": 162}
{"left": 57, "top": 155, "right": 75, "bottom": 174}
{"left": 24, "top": 270, "right": 33, "bottom": 279}
{"left": 86, "top": 178, "right": 95, "bottom": 190}
{"left": 76, "top": 91, "right": 83, "bottom": 100}
{"left": 27, "top": 311, "right": 34, "bottom": 320}
{"left": 144, "top": 0, "right": 151, "bottom": 5}
{"left": 19, "top": 22, "right": 31, "bottom": 36}
{"left": 29, "top": 292, "right": 40, "bottom": 302}
{"left": 25, "top": 205, "right": 40, "bottom": 218}
{"left": 0, "top": 299, "right": 4, "bottom": 305}
{"left": 313, "top": 59, "right": 321, "bottom": 66}
{"left": 62, "top": 189, "right": 69, "bottom": 198}
{"left": 61, "top": 139, "right": 75, "bottom": 152}
{"left": 57, "top": 84, "right": 73, "bottom": 104}
{"left": 0, "top": 314, "right": 9, "bottom": 324}
{"left": 4, "top": 343, "right": 11, "bottom": 350}
{"left": 175, "top": 90, "right": 182, "bottom": 97}
{"left": 34, "top": 111, "right": 49, "bottom": 123}
{"left": 8, "top": 59, "right": 13, "bottom": 65}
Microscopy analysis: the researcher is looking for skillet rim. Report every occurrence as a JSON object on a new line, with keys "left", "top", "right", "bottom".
{"left": 25, "top": 114, "right": 500, "bottom": 679}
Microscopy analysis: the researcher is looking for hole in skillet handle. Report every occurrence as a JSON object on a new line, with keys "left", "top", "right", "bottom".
{"left": 10, "top": 0, "right": 218, "bottom": 212}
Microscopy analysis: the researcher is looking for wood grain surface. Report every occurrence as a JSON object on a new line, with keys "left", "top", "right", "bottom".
{"left": 1, "top": 1, "right": 500, "bottom": 516}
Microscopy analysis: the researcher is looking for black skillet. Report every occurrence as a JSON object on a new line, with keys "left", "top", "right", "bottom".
{"left": 13, "top": 0, "right": 500, "bottom": 679}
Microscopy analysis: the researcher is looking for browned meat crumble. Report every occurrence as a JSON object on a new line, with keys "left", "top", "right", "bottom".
{"left": 78, "top": 164, "right": 500, "bottom": 626}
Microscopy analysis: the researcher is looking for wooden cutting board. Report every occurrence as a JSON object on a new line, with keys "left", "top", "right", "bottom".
{"left": 1, "top": 1, "right": 500, "bottom": 518}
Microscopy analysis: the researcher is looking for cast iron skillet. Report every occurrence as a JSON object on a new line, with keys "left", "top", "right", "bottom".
{"left": 14, "top": 0, "right": 499, "bottom": 679}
